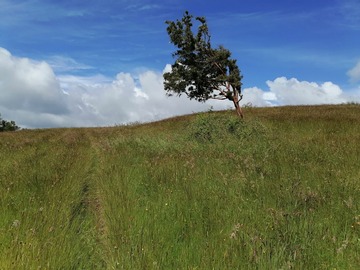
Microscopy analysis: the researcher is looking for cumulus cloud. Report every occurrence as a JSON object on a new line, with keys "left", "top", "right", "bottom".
{"left": 0, "top": 47, "right": 356, "bottom": 129}
{"left": 241, "top": 87, "right": 273, "bottom": 107}
{"left": 0, "top": 48, "right": 219, "bottom": 128}
{"left": 347, "top": 61, "right": 360, "bottom": 83}
{"left": 55, "top": 70, "right": 225, "bottom": 127}
{"left": 0, "top": 48, "right": 68, "bottom": 115}
{"left": 265, "top": 77, "right": 346, "bottom": 105}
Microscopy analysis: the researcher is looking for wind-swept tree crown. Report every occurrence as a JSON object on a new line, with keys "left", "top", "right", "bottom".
{"left": 164, "top": 11, "right": 243, "bottom": 107}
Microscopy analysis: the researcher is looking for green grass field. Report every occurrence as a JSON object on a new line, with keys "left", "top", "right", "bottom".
{"left": 1, "top": 105, "right": 359, "bottom": 269}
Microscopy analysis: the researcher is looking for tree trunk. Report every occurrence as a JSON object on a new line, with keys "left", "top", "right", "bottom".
{"left": 233, "top": 95, "right": 244, "bottom": 119}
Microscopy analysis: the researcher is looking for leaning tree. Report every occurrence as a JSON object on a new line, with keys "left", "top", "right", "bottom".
{"left": 164, "top": 11, "right": 244, "bottom": 118}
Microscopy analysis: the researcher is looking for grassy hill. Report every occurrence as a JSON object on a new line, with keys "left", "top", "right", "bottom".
{"left": 1, "top": 105, "right": 359, "bottom": 269}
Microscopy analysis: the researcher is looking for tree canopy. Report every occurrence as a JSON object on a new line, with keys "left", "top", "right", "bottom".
{"left": 164, "top": 11, "right": 244, "bottom": 118}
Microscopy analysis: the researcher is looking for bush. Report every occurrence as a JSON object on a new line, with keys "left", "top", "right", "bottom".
{"left": 0, "top": 114, "right": 20, "bottom": 132}
{"left": 188, "top": 112, "right": 267, "bottom": 143}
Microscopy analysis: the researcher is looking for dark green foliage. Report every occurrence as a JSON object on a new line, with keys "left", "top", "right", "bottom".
{"left": 164, "top": 11, "right": 244, "bottom": 117}
{"left": 0, "top": 114, "right": 20, "bottom": 132}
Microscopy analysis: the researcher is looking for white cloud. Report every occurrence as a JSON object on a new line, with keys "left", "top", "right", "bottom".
{"left": 265, "top": 77, "right": 346, "bottom": 105}
{"left": 58, "top": 69, "right": 228, "bottom": 127}
{"left": 1, "top": 48, "right": 357, "bottom": 129}
{"left": 347, "top": 61, "right": 360, "bottom": 82}
{"left": 58, "top": 74, "right": 112, "bottom": 89}
{"left": 0, "top": 48, "right": 219, "bottom": 128}
{"left": 0, "top": 47, "right": 68, "bottom": 115}
{"left": 241, "top": 87, "right": 272, "bottom": 107}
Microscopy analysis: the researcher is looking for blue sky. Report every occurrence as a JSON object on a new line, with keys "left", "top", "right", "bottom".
{"left": 1, "top": 0, "right": 360, "bottom": 128}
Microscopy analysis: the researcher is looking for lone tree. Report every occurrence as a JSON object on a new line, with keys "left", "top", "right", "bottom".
{"left": 164, "top": 11, "right": 244, "bottom": 118}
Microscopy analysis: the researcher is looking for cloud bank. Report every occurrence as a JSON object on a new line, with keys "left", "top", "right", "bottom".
{"left": 266, "top": 77, "right": 347, "bottom": 105}
{"left": 0, "top": 48, "right": 357, "bottom": 128}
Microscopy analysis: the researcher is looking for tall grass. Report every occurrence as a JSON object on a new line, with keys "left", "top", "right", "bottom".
{"left": 0, "top": 130, "right": 105, "bottom": 269}
{"left": 1, "top": 105, "right": 359, "bottom": 269}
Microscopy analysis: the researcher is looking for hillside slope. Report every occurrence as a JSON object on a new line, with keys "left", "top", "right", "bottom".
{"left": 1, "top": 105, "right": 359, "bottom": 269}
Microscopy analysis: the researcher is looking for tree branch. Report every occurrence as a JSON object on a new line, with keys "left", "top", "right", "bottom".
{"left": 209, "top": 96, "right": 227, "bottom": 100}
